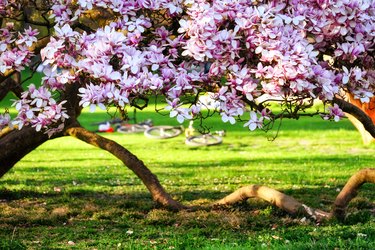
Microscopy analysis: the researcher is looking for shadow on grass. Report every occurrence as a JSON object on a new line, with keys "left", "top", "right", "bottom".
{"left": 1, "top": 184, "right": 373, "bottom": 210}
{"left": 3, "top": 154, "right": 374, "bottom": 190}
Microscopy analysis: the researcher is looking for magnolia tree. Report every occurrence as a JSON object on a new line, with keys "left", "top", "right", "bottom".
{"left": 0, "top": 0, "right": 374, "bottom": 221}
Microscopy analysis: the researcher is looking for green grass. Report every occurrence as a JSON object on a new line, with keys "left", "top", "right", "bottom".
{"left": 0, "top": 106, "right": 374, "bottom": 249}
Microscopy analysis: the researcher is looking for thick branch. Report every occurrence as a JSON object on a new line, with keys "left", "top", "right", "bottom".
{"left": 65, "top": 126, "right": 185, "bottom": 210}
{"left": 0, "top": 126, "right": 51, "bottom": 177}
{"left": 29, "top": 36, "right": 50, "bottom": 55}
{"left": 333, "top": 168, "right": 375, "bottom": 221}
{"left": 0, "top": 77, "right": 16, "bottom": 101}
{"left": 333, "top": 97, "right": 375, "bottom": 137}
{"left": 0, "top": 73, "right": 23, "bottom": 101}
{"left": 345, "top": 112, "right": 374, "bottom": 145}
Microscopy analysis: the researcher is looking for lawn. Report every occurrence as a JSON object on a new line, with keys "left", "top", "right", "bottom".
{"left": 0, "top": 103, "right": 375, "bottom": 249}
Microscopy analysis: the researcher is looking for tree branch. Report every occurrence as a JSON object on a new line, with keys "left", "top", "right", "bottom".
{"left": 0, "top": 74, "right": 23, "bottom": 101}
{"left": 0, "top": 126, "right": 51, "bottom": 177}
{"left": 28, "top": 36, "right": 50, "bottom": 54}
{"left": 333, "top": 97, "right": 375, "bottom": 137}
{"left": 65, "top": 126, "right": 185, "bottom": 210}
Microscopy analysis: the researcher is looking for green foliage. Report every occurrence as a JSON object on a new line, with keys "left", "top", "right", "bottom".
{"left": 0, "top": 108, "right": 374, "bottom": 249}
{"left": 0, "top": 239, "right": 26, "bottom": 250}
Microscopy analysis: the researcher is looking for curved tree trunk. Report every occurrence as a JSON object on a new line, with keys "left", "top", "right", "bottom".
{"left": 65, "top": 126, "right": 185, "bottom": 210}
{"left": 334, "top": 96, "right": 375, "bottom": 138}
{"left": 340, "top": 94, "right": 375, "bottom": 144}
{"left": 347, "top": 94, "right": 375, "bottom": 124}
{"left": 346, "top": 113, "right": 374, "bottom": 145}
{"left": 0, "top": 126, "right": 52, "bottom": 177}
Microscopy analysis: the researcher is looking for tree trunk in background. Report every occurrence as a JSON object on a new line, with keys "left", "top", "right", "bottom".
{"left": 347, "top": 94, "right": 375, "bottom": 145}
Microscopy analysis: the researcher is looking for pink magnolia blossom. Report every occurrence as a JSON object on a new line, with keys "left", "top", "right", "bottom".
{"left": 244, "top": 111, "right": 264, "bottom": 131}
{"left": 323, "top": 104, "right": 345, "bottom": 122}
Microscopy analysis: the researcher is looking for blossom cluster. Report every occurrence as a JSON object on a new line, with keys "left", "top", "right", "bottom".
{"left": 42, "top": 2, "right": 205, "bottom": 123}
{"left": 0, "top": 0, "right": 20, "bottom": 16}
{"left": 0, "top": 0, "right": 374, "bottom": 135}
{"left": 0, "top": 112, "right": 12, "bottom": 131}
{"left": 323, "top": 103, "right": 345, "bottom": 122}
{"left": 12, "top": 84, "right": 69, "bottom": 136}
{"left": 0, "top": 23, "right": 39, "bottom": 74}
{"left": 287, "top": 0, "right": 375, "bottom": 112}
{"left": 50, "top": 0, "right": 183, "bottom": 25}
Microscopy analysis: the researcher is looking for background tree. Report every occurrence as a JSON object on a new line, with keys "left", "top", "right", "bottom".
{"left": 0, "top": 0, "right": 374, "bottom": 221}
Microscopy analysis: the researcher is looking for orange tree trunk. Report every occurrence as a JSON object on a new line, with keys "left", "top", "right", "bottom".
{"left": 346, "top": 94, "right": 375, "bottom": 144}
{"left": 347, "top": 94, "right": 375, "bottom": 123}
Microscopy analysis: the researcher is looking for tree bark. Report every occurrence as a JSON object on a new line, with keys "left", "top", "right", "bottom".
{"left": 65, "top": 126, "right": 185, "bottom": 210}
{"left": 344, "top": 94, "right": 375, "bottom": 144}
{"left": 214, "top": 184, "right": 330, "bottom": 221}
{"left": 0, "top": 74, "right": 23, "bottom": 101}
{"left": 0, "top": 126, "right": 51, "bottom": 177}
{"left": 215, "top": 168, "right": 375, "bottom": 221}
{"left": 333, "top": 97, "right": 375, "bottom": 138}
{"left": 332, "top": 168, "right": 375, "bottom": 221}
{"left": 347, "top": 94, "right": 375, "bottom": 124}
{"left": 345, "top": 112, "right": 374, "bottom": 145}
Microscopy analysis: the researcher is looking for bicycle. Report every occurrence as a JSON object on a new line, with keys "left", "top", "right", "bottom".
{"left": 144, "top": 125, "right": 184, "bottom": 139}
{"left": 184, "top": 121, "right": 225, "bottom": 146}
{"left": 117, "top": 119, "right": 153, "bottom": 134}
{"left": 185, "top": 131, "right": 225, "bottom": 146}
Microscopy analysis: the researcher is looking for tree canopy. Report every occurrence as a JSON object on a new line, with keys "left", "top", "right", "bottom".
{"left": 0, "top": 0, "right": 374, "bottom": 136}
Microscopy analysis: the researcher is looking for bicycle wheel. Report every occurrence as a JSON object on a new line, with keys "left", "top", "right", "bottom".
{"left": 117, "top": 124, "right": 148, "bottom": 133}
{"left": 144, "top": 126, "right": 182, "bottom": 139}
{"left": 185, "top": 134, "right": 222, "bottom": 146}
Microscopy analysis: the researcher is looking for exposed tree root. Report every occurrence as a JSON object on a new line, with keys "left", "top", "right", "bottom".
{"left": 333, "top": 168, "right": 375, "bottom": 221}
{"left": 214, "top": 168, "right": 375, "bottom": 222}
{"left": 213, "top": 184, "right": 330, "bottom": 221}
{"left": 65, "top": 126, "right": 185, "bottom": 211}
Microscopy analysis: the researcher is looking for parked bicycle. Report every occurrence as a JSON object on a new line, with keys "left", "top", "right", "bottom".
{"left": 185, "top": 130, "right": 225, "bottom": 146}
{"left": 117, "top": 119, "right": 153, "bottom": 133}
{"left": 92, "top": 117, "right": 153, "bottom": 134}
{"left": 144, "top": 125, "right": 184, "bottom": 139}
{"left": 184, "top": 121, "right": 225, "bottom": 146}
